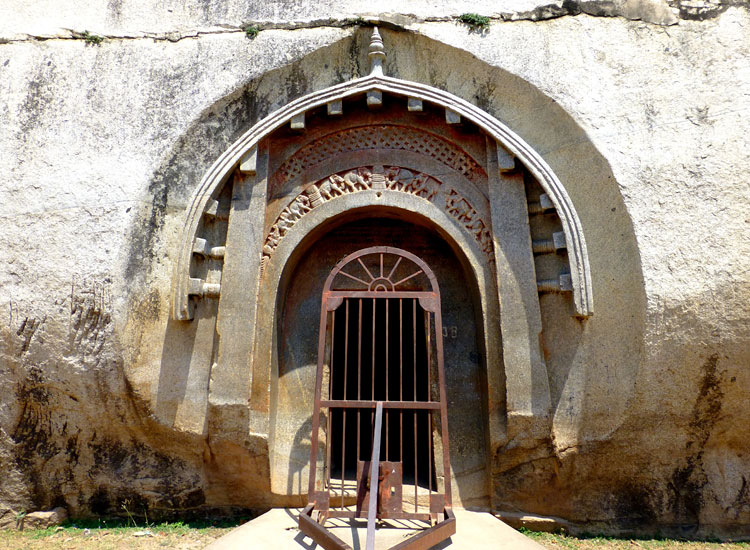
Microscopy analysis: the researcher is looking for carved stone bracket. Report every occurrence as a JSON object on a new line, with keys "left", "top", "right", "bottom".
{"left": 261, "top": 165, "right": 494, "bottom": 275}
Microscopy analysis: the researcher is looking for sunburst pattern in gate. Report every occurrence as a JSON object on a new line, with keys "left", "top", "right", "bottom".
{"left": 330, "top": 250, "right": 432, "bottom": 294}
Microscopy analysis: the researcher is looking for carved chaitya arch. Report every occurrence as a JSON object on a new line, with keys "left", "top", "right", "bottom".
{"left": 163, "top": 29, "right": 595, "bottom": 509}
{"left": 171, "top": 28, "right": 593, "bottom": 322}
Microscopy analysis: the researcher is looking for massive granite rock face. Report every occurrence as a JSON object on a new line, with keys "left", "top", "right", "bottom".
{"left": 1, "top": 0, "right": 749, "bottom": 538}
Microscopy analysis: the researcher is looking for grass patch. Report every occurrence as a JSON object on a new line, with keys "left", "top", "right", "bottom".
{"left": 0, "top": 517, "right": 249, "bottom": 550}
{"left": 457, "top": 13, "right": 491, "bottom": 32}
{"left": 518, "top": 529, "right": 750, "bottom": 549}
{"left": 81, "top": 30, "right": 103, "bottom": 45}
{"left": 5, "top": 518, "right": 750, "bottom": 549}
{"left": 244, "top": 25, "right": 260, "bottom": 39}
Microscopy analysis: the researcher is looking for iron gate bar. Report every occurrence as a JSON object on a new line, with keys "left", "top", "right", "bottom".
{"left": 342, "top": 300, "right": 349, "bottom": 508}
{"left": 385, "top": 298, "right": 389, "bottom": 463}
{"left": 362, "top": 300, "right": 369, "bottom": 486}
{"left": 426, "top": 308, "right": 432, "bottom": 503}
{"left": 327, "top": 290, "right": 439, "bottom": 303}
{"left": 324, "top": 510, "right": 433, "bottom": 522}
{"left": 399, "top": 298, "right": 403, "bottom": 466}
{"left": 301, "top": 246, "right": 454, "bottom": 550}
{"left": 413, "top": 298, "right": 418, "bottom": 513}
{"left": 327, "top": 308, "right": 335, "bottom": 499}
{"left": 389, "top": 509, "right": 456, "bottom": 550}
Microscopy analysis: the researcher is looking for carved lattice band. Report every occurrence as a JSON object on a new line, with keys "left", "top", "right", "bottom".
{"left": 271, "top": 125, "right": 486, "bottom": 194}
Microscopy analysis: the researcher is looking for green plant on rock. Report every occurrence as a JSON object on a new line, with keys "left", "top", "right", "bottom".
{"left": 457, "top": 13, "right": 491, "bottom": 32}
{"left": 244, "top": 25, "right": 259, "bottom": 39}
{"left": 82, "top": 30, "right": 103, "bottom": 45}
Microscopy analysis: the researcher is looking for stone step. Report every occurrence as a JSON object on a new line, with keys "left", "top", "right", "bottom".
{"left": 205, "top": 507, "right": 545, "bottom": 550}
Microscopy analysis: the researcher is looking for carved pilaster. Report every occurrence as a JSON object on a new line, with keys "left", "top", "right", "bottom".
{"left": 211, "top": 145, "right": 269, "bottom": 441}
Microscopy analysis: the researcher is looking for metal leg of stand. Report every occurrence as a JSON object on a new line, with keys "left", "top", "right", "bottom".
{"left": 366, "top": 401, "right": 384, "bottom": 550}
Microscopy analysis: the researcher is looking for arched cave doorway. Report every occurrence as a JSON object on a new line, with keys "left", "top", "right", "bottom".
{"left": 277, "top": 215, "right": 490, "bottom": 509}
{"left": 167, "top": 28, "right": 602, "bottom": 513}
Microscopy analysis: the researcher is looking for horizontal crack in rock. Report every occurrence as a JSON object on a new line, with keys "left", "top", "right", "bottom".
{"left": 1, "top": 1, "right": 747, "bottom": 44}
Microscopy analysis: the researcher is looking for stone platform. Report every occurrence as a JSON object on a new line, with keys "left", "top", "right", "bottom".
{"left": 205, "top": 508, "right": 544, "bottom": 550}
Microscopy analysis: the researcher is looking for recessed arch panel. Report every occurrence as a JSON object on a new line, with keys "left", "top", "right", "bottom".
{"left": 264, "top": 199, "right": 499, "bottom": 508}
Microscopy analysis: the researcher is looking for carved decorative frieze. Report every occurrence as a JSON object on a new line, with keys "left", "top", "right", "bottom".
{"left": 445, "top": 190, "right": 493, "bottom": 256}
{"left": 261, "top": 166, "right": 493, "bottom": 274}
{"left": 270, "top": 125, "right": 486, "bottom": 196}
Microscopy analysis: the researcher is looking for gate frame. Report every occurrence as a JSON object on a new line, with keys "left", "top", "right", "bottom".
{"left": 300, "top": 246, "right": 456, "bottom": 550}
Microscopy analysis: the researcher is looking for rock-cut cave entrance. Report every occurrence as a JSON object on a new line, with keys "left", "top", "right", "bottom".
{"left": 279, "top": 216, "right": 490, "bottom": 510}
{"left": 305, "top": 241, "right": 454, "bottom": 530}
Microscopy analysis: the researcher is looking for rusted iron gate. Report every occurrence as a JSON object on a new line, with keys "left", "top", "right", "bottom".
{"left": 299, "top": 246, "right": 455, "bottom": 550}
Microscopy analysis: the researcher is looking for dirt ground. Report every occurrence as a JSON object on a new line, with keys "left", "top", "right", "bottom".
{"left": 2, "top": 523, "right": 750, "bottom": 549}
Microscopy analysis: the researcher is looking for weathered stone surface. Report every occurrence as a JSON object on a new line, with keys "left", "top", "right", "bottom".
{"left": 1, "top": 1, "right": 749, "bottom": 541}
{"left": 20, "top": 507, "right": 68, "bottom": 530}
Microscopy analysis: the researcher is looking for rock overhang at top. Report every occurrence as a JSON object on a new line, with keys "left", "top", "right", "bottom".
{"left": 1, "top": 0, "right": 698, "bottom": 41}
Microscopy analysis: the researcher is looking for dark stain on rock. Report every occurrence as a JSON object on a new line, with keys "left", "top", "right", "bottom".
{"left": 669, "top": 460, "right": 706, "bottom": 530}
{"left": 613, "top": 483, "right": 657, "bottom": 529}
{"left": 17, "top": 58, "right": 56, "bottom": 138}
{"left": 123, "top": 170, "right": 169, "bottom": 285}
{"left": 11, "top": 367, "right": 59, "bottom": 469}
{"left": 730, "top": 476, "right": 750, "bottom": 519}
{"left": 131, "top": 289, "right": 161, "bottom": 323}
{"left": 472, "top": 78, "right": 497, "bottom": 113}
{"left": 86, "top": 436, "right": 205, "bottom": 516}
{"left": 123, "top": 76, "right": 270, "bottom": 288}
{"left": 65, "top": 434, "right": 80, "bottom": 464}
{"left": 667, "top": 353, "right": 723, "bottom": 529}
{"left": 340, "top": 34, "right": 363, "bottom": 82}
{"left": 16, "top": 316, "right": 45, "bottom": 354}
{"left": 89, "top": 486, "right": 111, "bottom": 515}
{"left": 106, "top": 0, "right": 123, "bottom": 22}
{"left": 284, "top": 64, "right": 309, "bottom": 104}
{"left": 688, "top": 353, "right": 723, "bottom": 448}
{"left": 10, "top": 367, "right": 67, "bottom": 510}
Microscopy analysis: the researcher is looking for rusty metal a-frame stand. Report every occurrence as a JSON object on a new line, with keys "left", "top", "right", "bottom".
{"left": 298, "top": 247, "right": 456, "bottom": 550}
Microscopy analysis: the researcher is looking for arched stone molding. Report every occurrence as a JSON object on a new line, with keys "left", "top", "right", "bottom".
{"left": 255, "top": 192, "right": 504, "bottom": 498}
{"left": 171, "top": 30, "right": 593, "bottom": 322}
{"left": 261, "top": 160, "right": 495, "bottom": 273}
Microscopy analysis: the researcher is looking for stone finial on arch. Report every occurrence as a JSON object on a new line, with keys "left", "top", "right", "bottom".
{"left": 171, "top": 27, "right": 593, "bottom": 320}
